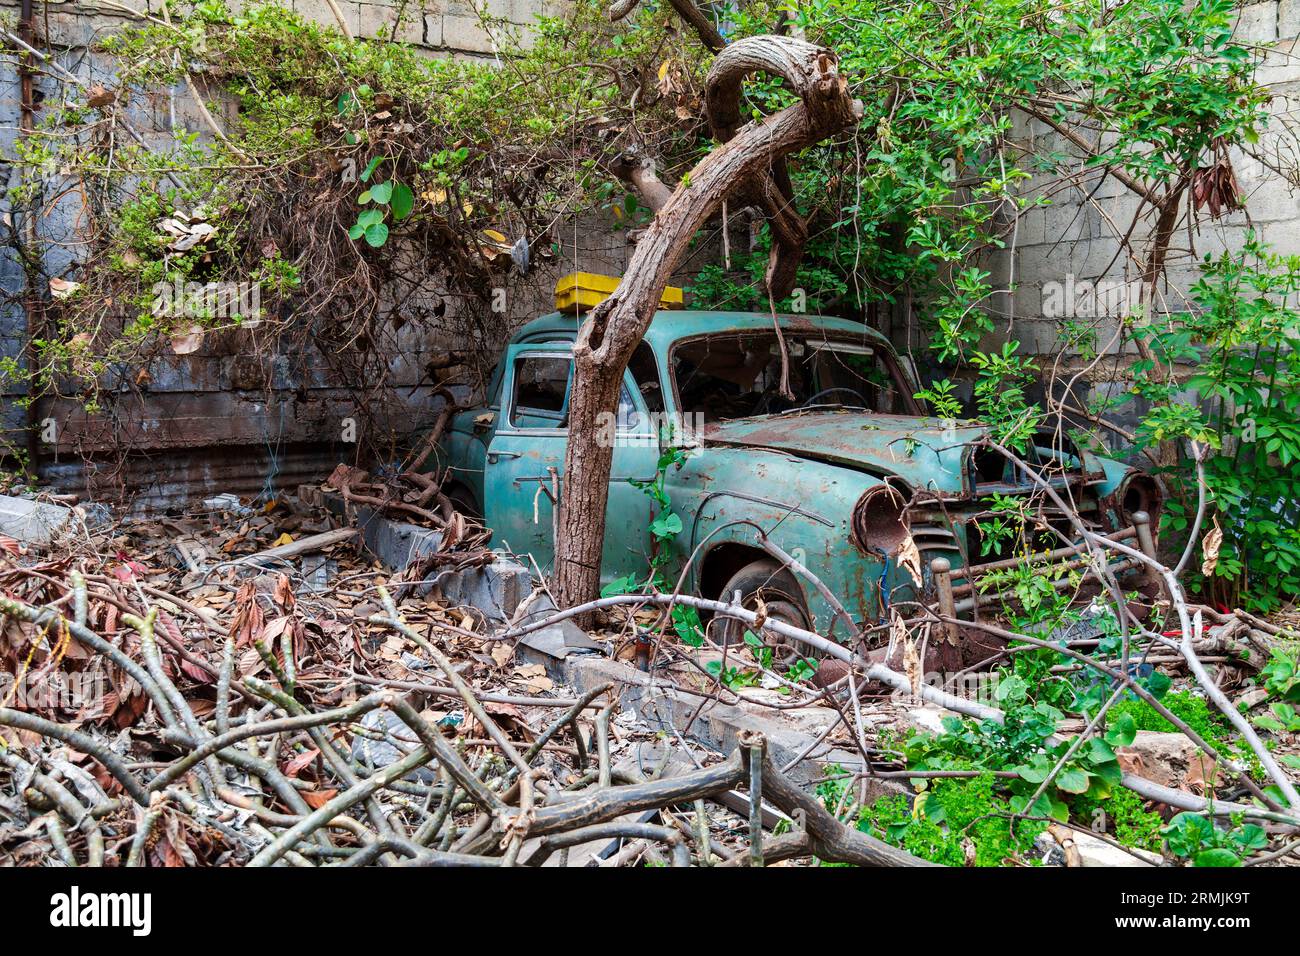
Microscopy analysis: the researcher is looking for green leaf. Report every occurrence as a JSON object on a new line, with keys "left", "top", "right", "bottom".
{"left": 1252, "top": 714, "right": 1287, "bottom": 733}
{"left": 1015, "top": 755, "right": 1050, "bottom": 784}
{"left": 1085, "top": 737, "right": 1117, "bottom": 765}
{"left": 369, "top": 180, "right": 394, "bottom": 204}
{"left": 1105, "top": 712, "right": 1137, "bottom": 747}
{"left": 1091, "top": 758, "right": 1124, "bottom": 786}
{"left": 1055, "top": 767, "right": 1091, "bottom": 794}
{"left": 1144, "top": 671, "right": 1172, "bottom": 700}
{"left": 360, "top": 156, "right": 383, "bottom": 182}
{"left": 649, "top": 511, "right": 682, "bottom": 539}
{"left": 601, "top": 574, "right": 639, "bottom": 597}
{"left": 391, "top": 182, "right": 415, "bottom": 221}
{"left": 995, "top": 675, "right": 1028, "bottom": 703}
{"left": 363, "top": 222, "right": 389, "bottom": 248}
{"left": 347, "top": 224, "right": 364, "bottom": 240}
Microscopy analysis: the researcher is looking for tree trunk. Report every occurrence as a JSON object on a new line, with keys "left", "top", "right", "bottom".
{"left": 554, "top": 36, "right": 862, "bottom": 616}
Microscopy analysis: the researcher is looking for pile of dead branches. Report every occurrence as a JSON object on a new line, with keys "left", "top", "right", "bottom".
{"left": 0, "top": 562, "right": 923, "bottom": 866}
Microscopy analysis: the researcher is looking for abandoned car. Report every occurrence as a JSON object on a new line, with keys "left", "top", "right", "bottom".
{"left": 432, "top": 276, "right": 1163, "bottom": 650}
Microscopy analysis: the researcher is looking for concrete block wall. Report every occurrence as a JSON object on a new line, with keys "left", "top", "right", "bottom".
{"left": 989, "top": 2, "right": 1300, "bottom": 445}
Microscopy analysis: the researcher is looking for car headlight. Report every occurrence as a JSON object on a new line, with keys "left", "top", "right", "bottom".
{"left": 852, "top": 485, "right": 910, "bottom": 555}
{"left": 1117, "top": 472, "right": 1162, "bottom": 526}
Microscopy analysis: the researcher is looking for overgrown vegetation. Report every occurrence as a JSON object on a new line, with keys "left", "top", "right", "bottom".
{"left": 7, "top": 0, "right": 1300, "bottom": 611}
{"left": 4, "top": 0, "right": 1300, "bottom": 869}
{"left": 3, "top": 0, "right": 704, "bottom": 459}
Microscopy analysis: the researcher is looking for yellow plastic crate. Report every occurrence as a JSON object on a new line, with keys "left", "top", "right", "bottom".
{"left": 554, "top": 272, "right": 684, "bottom": 313}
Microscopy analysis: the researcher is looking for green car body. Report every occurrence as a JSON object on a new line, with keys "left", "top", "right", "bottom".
{"left": 430, "top": 310, "right": 1159, "bottom": 641}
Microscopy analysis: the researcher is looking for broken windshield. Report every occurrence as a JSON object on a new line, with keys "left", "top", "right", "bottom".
{"left": 671, "top": 333, "right": 918, "bottom": 422}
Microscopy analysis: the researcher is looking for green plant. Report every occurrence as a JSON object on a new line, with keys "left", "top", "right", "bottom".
{"left": 1161, "top": 811, "right": 1268, "bottom": 867}
{"left": 1252, "top": 701, "right": 1300, "bottom": 735}
{"left": 1260, "top": 647, "right": 1300, "bottom": 703}
{"left": 601, "top": 441, "right": 707, "bottom": 647}
{"left": 1107, "top": 690, "right": 1232, "bottom": 752}
{"left": 1131, "top": 237, "right": 1300, "bottom": 610}
{"left": 1073, "top": 786, "right": 1166, "bottom": 853}
{"left": 860, "top": 774, "right": 1046, "bottom": 866}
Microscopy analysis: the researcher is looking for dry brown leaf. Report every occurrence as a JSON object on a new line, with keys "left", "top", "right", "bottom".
{"left": 490, "top": 642, "right": 514, "bottom": 668}
{"left": 1201, "top": 517, "right": 1223, "bottom": 578}
{"left": 283, "top": 748, "right": 320, "bottom": 778}
{"left": 897, "top": 533, "right": 923, "bottom": 587}
{"left": 170, "top": 323, "right": 204, "bottom": 354}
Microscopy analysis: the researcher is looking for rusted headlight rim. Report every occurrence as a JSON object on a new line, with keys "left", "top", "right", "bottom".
{"left": 851, "top": 484, "right": 911, "bottom": 556}
{"left": 1117, "top": 472, "right": 1163, "bottom": 527}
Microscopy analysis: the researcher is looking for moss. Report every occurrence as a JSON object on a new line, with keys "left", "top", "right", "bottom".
{"left": 1073, "top": 786, "right": 1165, "bottom": 852}
{"left": 859, "top": 775, "right": 1045, "bottom": 866}
{"left": 1109, "top": 690, "right": 1231, "bottom": 748}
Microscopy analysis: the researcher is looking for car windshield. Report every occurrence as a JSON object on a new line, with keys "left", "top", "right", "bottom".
{"left": 672, "top": 333, "right": 915, "bottom": 422}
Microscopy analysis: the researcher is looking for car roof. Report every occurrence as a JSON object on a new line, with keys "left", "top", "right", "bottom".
{"left": 512, "top": 310, "right": 895, "bottom": 354}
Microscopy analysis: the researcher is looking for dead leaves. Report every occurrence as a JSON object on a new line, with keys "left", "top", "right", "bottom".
{"left": 897, "top": 532, "right": 923, "bottom": 588}
{"left": 1191, "top": 139, "right": 1244, "bottom": 221}
{"left": 85, "top": 83, "right": 117, "bottom": 110}
{"left": 157, "top": 210, "right": 218, "bottom": 253}
{"left": 509, "top": 663, "right": 553, "bottom": 694}
{"left": 1201, "top": 517, "right": 1224, "bottom": 578}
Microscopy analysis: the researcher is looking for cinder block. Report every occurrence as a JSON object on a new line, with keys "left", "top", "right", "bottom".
{"left": 440, "top": 13, "right": 497, "bottom": 53}
{"left": 1262, "top": 217, "right": 1300, "bottom": 254}
{"left": 354, "top": 2, "right": 426, "bottom": 43}
{"left": 1255, "top": 35, "right": 1299, "bottom": 84}
{"left": 1282, "top": 0, "right": 1300, "bottom": 39}
{"left": 1241, "top": 176, "right": 1300, "bottom": 223}
{"left": 438, "top": 557, "right": 531, "bottom": 619}
{"left": 511, "top": 0, "right": 546, "bottom": 24}
{"left": 293, "top": 0, "right": 350, "bottom": 32}
{"left": 1237, "top": 2, "right": 1279, "bottom": 43}
{"left": 423, "top": 10, "right": 443, "bottom": 45}
{"left": 0, "top": 494, "right": 73, "bottom": 546}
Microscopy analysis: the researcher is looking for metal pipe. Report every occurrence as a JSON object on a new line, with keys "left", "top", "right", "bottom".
{"left": 948, "top": 525, "right": 1137, "bottom": 585}
{"left": 951, "top": 557, "right": 1143, "bottom": 614}
{"left": 950, "top": 533, "right": 1138, "bottom": 599}
{"left": 1132, "top": 510, "right": 1157, "bottom": 560}
{"left": 930, "top": 557, "right": 958, "bottom": 641}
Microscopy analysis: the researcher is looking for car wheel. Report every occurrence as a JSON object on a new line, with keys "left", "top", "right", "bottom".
{"left": 445, "top": 484, "right": 481, "bottom": 521}
{"left": 711, "top": 559, "right": 814, "bottom": 665}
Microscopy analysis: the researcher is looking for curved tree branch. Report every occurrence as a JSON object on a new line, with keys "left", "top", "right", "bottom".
{"left": 609, "top": 0, "right": 726, "bottom": 52}
{"left": 555, "top": 35, "right": 862, "bottom": 615}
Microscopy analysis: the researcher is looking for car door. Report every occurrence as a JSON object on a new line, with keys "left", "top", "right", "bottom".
{"left": 483, "top": 343, "right": 660, "bottom": 582}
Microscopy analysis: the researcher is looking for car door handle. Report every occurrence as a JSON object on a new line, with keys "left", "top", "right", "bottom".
{"left": 488, "top": 451, "right": 522, "bottom": 464}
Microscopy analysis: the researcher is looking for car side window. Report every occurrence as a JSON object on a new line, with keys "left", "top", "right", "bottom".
{"left": 615, "top": 382, "right": 641, "bottom": 431}
{"left": 629, "top": 341, "right": 664, "bottom": 414}
{"left": 511, "top": 355, "right": 572, "bottom": 428}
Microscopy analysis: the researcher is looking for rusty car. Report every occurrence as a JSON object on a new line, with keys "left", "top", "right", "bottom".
{"left": 431, "top": 277, "right": 1163, "bottom": 655}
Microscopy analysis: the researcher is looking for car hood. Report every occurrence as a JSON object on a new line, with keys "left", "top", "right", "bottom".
{"left": 701, "top": 410, "right": 988, "bottom": 494}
